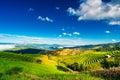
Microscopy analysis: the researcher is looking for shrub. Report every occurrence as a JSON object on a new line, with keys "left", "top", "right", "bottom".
{"left": 57, "top": 65, "right": 70, "bottom": 72}
{"left": 114, "top": 52, "right": 120, "bottom": 66}
{"left": 6, "top": 67, "right": 23, "bottom": 75}
{"left": 36, "top": 59, "right": 42, "bottom": 64}
{"left": 79, "top": 64, "right": 89, "bottom": 71}
{"left": 0, "top": 73, "right": 2, "bottom": 78}
{"left": 90, "top": 67, "right": 120, "bottom": 80}
{"left": 67, "top": 62, "right": 80, "bottom": 71}
{"left": 101, "top": 59, "right": 119, "bottom": 69}
{"left": 101, "top": 59, "right": 110, "bottom": 69}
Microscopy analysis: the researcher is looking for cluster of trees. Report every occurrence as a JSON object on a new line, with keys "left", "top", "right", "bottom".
{"left": 67, "top": 63, "right": 89, "bottom": 71}
{"left": 101, "top": 52, "right": 120, "bottom": 69}
{"left": 114, "top": 52, "right": 120, "bottom": 66}
{"left": 67, "top": 52, "right": 120, "bottom": 71}
{"left": 95, "top": 44, "right": 120, "bottom": 51}
{"left": 101, "top": 59, "right": 119, "bottom": 69}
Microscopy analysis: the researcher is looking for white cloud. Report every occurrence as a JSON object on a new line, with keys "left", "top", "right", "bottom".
{"left": 0, "top": 34, "right": 83, "bottom": 45}
{"left": 28, "top": 8, "right": 34, "bottom": 12}
{"left": 58, "top": 35, "right": 62, "bottom": 38}
{"left": 63, "top": 32, "right": 72, "bottom": 36}
{"left": 46, "top": 17, "right": 53, "bottom": 22}
{"left": 112, "top": 39, "right": 117, "bottom": 42}
{"left": 109, "top": 21, "right": 120, "bottom": 25}
{"left": 38, "top": 16, "right": 45, "bottom": 21}
{"left": 67, "top": 0, "right": 120, "bottom": 25}
{"left": 73, "top": 32, "right": 80, "bottom": 35}
{"left": 63, "top": 32, "right": 67, "bottom": 36}
{"left": 105, "top": 30, "right": 110, "bottom": 34}
{"left": 67, "top": 7, "right": 77, "bottom": 15}
{"left": 0, "top": 34, "right": 119, "bottom": 46}
{"left": 37, "top": 16, "right": 53, "bottom": 22}
{"left": 67, "top": 34, "right": 72, "bottom": 36}
{"left": 56, "top": 7, "right": 60, "bottom": 10}
{"left": 0, "top": 45, "right": 15, "bottom": 50}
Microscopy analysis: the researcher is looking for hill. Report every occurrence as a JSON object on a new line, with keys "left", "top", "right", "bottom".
{"left": 0, "top": 51, "right": 103, "bottom": 80}
{"left": 5, "top": 48, "right": 51, "bottom": 54}
{"left": 1, "top": 42, "right": 120, "bottom": 80}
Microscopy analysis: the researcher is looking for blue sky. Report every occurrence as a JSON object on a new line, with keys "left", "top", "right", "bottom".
{"left": 0, "top": 0, "right": 120, "bottom": 45}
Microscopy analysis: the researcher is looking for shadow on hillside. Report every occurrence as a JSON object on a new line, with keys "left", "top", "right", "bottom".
{"left": 57, "top": 65, "right": 70, "bottom": 72}
{"left": 6, "top": 67, "right": 23, "bottom": 75}
{"left": 0, "top": 73, "right": 2, "bottom": 78}
{"left": 5, "top": 48, "right": 51, "bottom": 54}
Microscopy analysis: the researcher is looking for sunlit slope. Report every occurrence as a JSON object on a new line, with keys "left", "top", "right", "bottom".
{"left": 0, "top": 52, "right": 103, "bottom": 80}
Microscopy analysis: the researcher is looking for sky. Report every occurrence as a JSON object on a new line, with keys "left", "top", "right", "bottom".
{"left": 0, "top": 0, "right": 120, "bottom": 45}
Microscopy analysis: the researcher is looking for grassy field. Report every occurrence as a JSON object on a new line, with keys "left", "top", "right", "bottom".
{"left": 0, "top": 48, "right": 120, "bottom": 80}
{"left": 0, "top": 57, "right": 103, "bottom": 80}
{"left": 49, "top": 50, "right": 108, "bottom": 71}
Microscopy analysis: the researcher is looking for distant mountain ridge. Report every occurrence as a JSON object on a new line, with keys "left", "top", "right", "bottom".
{"left": 1, "top": 42, "right": 120, "bottom": 51}
{"left": 0, "top": 43, "right": 15, "bottom": 45}
{"left": 64, "top": 42, "right": 120, "bottom": 50}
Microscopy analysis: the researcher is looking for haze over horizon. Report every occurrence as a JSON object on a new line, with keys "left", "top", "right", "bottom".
{"left": 0, "top": 0, "right": 120, "bottom": 45}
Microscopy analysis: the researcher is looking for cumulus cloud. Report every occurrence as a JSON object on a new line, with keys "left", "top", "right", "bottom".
{"left": 73, "top": 32, "right": 80, "bottom": 35}
{"left": 105, "top": 30, "right": 111, "bottom": 34}
{"left": 67, "top": 0, "right": 120, "bottom": 25}
{"left": 37, "top": 16, "right": 53, "bottom": 22}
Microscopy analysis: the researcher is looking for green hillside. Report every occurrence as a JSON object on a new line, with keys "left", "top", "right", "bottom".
{"left": 0, "top": 43, "right": 120, "bottom": 80}
{"left": 0, "top": 51, "right": 104, "bottom": 80}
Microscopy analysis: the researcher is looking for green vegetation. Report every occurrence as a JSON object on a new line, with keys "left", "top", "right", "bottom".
{"left": 90, "top": 67, "right": 120, "bottom": 80}
{"left": 0, "top": 57, "right": 102, "bottom": 80}
{"left": 1, "top": 43, "right": 120, "bottom": 80}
